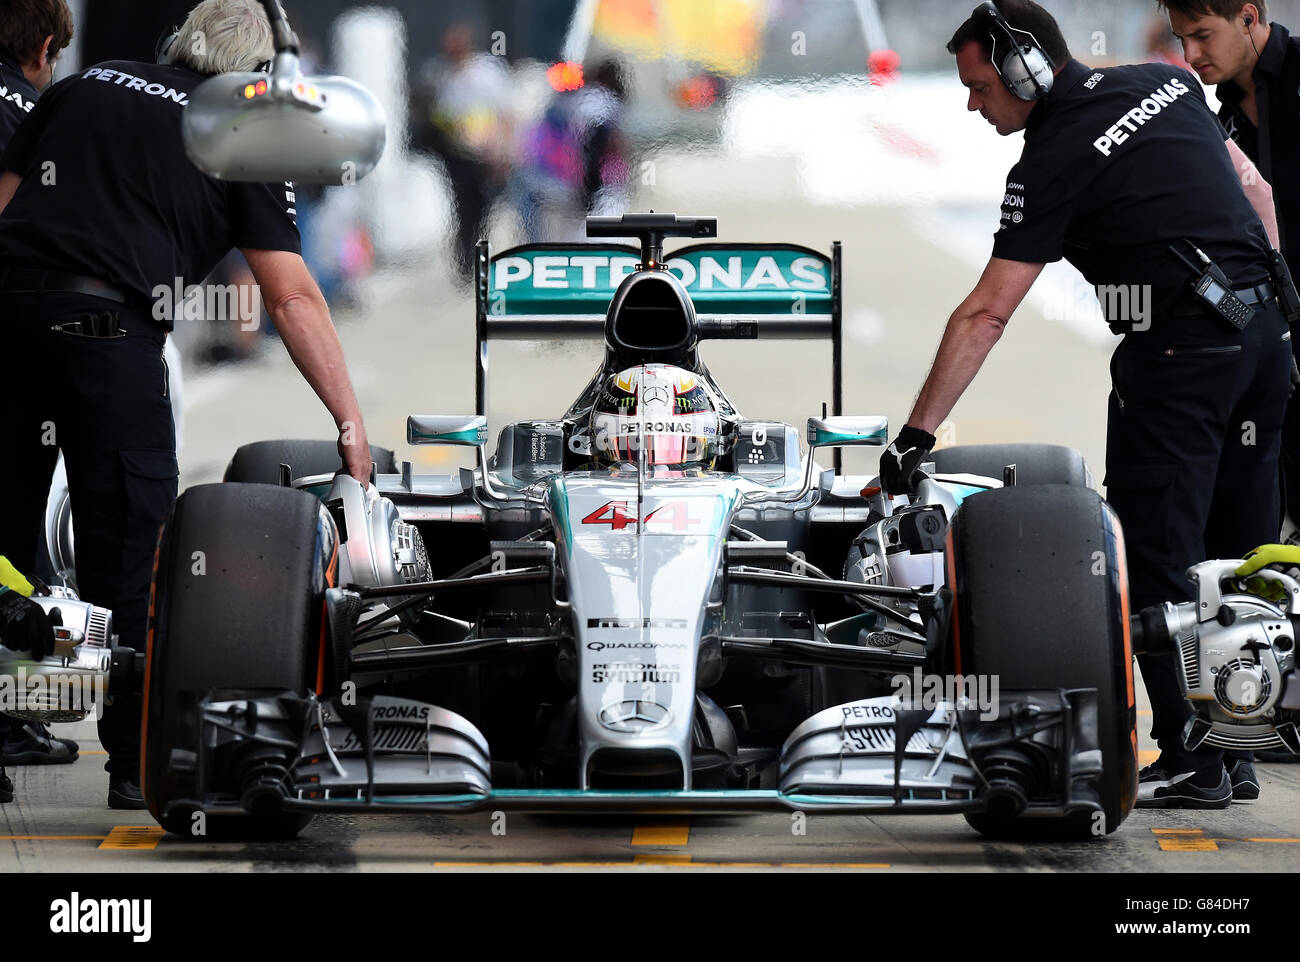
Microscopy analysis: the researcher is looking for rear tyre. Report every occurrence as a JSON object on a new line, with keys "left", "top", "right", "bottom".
{"left": 144, "top": 483, "right": 334, "bottom": 840}
{"left": 949, "top": 485, "right": 1136, "bottom": 841}
{"left": 929, "top": 443, "right": 1091, "bottom": 487}
{"left": 223, "top": 439, "right": 398, "bottom": 484}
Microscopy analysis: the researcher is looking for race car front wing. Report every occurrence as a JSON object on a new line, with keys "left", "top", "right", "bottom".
{"left": 155, "top": 689, "right": 1104, "bottom": 822}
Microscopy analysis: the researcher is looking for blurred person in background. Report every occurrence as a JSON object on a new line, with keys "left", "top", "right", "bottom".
{"left": 0, "top": 0, "right": 80, "bottom": 770}
{"left": 1160, "top": 0, "right": 1300, "bottom": 767}
{"left": 410, "top": 22, "right": 512, "bottom": 282}
{"left": 1146, "top": 15, "right": 1190, "bottom": 65}
{"left": 0, "top": 0, "right": 373, "bottom": 809}
{"left": 513, "top": 59, "right": 631, "bottom": 242}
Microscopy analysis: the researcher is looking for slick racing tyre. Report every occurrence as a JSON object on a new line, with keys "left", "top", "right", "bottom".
{"left": 929, "top": 443, "right": 1091, "bottom": 487}
{"left": 949, "top": 485, "right": 1137, "bottom": 841}
{"left": 223, "top": 439, "right": 398, "bottom": 484}
{"left": 144, "top": 483, "right": 335, "bottom": 840}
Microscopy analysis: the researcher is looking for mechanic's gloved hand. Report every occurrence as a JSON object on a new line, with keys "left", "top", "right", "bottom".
{"left": 0, "top": 589, "right": 52, "bottom": 661}
{"left": 1234, "top": 544, "right": 1300, "bottom": 602}
{"left": 879, "top": 425, "right": 937, "bottom": 495}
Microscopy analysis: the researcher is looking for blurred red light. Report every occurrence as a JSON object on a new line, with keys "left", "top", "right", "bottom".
{"left": 869, "top": 48, "right": 901, "bottom": 85}
{"left": 548, "top": 61, "right": 584, "bottom": 92}
{"left": 675, "top": 74, "right": 717, "bottom": 110}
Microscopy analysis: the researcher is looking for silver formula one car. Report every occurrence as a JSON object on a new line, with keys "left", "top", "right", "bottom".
{"left": 140, "top": 214, "right": 1170, "bottom": 841}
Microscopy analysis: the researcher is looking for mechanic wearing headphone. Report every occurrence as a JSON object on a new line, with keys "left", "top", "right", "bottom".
{"left": 0, "top": 1, "right": 80, "bottom": 770}
{"left": 880, "top": 0, "right": 1290, "bottom": 809}
{"left": 0, "top": 0, "right": 373, "bottom": 810}
{"left": 1160, "top": 2, "right": 1300, "bottom": 769}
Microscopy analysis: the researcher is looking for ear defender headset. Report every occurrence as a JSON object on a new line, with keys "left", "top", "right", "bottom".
{"left": 154, "top": 24, "right": 272, "bottom": 72}
{"left": 973, "top": 0, "right": 1055, "bottom": 101}
{"left": 155, "top": 27, "right": 180, "bottom": 65}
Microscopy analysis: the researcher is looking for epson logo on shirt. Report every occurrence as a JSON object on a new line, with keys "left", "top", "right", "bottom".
{"left": 1093, "top": 77, "right": 1191, "bottom": 157}
{"left": 82, "top": 67, "right": 188, "bottom": 106}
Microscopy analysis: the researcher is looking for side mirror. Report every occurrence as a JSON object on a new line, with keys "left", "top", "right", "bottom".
{"left": 407, "top": 415, "right": 489, "bottom": 447}
{"left": 807, "top": 416, "right": 889, "bottom": 448}
{"left": 182, "top": 50, "right": 386, "bottom": 185}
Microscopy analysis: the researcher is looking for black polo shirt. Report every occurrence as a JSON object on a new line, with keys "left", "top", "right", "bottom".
{"left": 1216, "top": 22, "right": 1300, "bottom": 277}
{"left": 0, "top": 60, "right": 299, "bottom": 307}
{"left": 0, "top": 51, "right": 38, "bottom": 148}
{"left": 994, "top": 59, "right": 1271, "bottom": 331}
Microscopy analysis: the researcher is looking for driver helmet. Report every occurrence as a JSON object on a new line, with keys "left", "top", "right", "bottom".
{"left": 591, "top": 364, "right": 720, "bottom": 467}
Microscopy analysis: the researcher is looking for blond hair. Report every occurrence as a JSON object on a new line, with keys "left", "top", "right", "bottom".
{"left": 171, "top": 0, "right": 274, "bottom": 75}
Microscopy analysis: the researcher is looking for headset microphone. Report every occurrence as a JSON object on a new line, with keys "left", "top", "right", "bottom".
{"left": 973, "top": 1, "right": 1055, "bottom": 102}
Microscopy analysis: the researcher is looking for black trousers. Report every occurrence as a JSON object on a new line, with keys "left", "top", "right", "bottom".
{"left": 0, "top": 293, "right": 176, "bottom": 778}
{"left": 1106, "top": 307, "right": 1291, "bottom": 771}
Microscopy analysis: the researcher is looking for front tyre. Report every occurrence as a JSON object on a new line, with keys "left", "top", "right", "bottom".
{"left": 143, "top": 483, "right": 335, "bottom": 840}
{"left": 949, "top": 485, "right": 1137, "bottom": 840}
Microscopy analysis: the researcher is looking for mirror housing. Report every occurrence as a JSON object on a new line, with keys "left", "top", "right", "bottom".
{"left": 182, "top": 51, "right": 387, "bottom": 185}
{"left": 407, "top": 415, "right": 489, "bottom": 447}
{"left": 807, "top": 416, "right": 889, "bottom": 448}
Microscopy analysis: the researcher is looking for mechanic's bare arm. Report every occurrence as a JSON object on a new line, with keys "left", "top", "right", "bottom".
{"left": 906, "top": 257, "right": 1045, "bottom": 434}
{"left": 242, "top": 248, "right": 372, "bottom": 483}
{"left": 1226, "top": 139, "right": 1279, "bottom": 249}
{"left": 0, "top": 171, "right": 20, "bottom": 216}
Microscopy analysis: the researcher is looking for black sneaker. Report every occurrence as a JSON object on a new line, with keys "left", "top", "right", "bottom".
{"left": 1136, "top": 761, "right": 1232, "bottom": 809}
{"left": 1, "top": 720, "right": 79, "bottom": 765}
{"left": 1227, "top": 759, "right": 1260, "bottom": 801}
{"left": 107, "top": 777, "right": 146, "bottom": 811}
{"left": 0, "top": 765, "right": 12, "bottom": 804}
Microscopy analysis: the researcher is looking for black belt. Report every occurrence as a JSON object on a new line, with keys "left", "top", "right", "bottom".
{"left": 1167, "top": 279, "right": 1279, "bottom": 319}
{"left": 0, "top": 267, "right": 132, "bottom": 306}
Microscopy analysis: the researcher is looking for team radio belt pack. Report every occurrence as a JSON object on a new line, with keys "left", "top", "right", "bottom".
{"left": 1168, "top": 241, "right": 1258, "bottom": 330}
{"left": 1168, "top": 240, "right": 1300, "bottom": 331}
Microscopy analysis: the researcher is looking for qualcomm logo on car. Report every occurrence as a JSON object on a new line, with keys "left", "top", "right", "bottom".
{"left": 599, "top": 699, "right": 672, "bottom": 733}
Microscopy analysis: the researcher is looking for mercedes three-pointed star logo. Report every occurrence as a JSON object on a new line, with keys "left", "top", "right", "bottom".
{"left": 599, "top": 699, "right": 671, "bottom": 732}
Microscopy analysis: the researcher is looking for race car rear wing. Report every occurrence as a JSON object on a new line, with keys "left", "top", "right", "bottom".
{"left": 472, "top": 235, "right": 844, "bottom": 427}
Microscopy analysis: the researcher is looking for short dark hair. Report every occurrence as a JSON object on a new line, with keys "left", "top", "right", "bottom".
{"left": 0, "top": 0, "right": 74, "bottom": 66}
{"left": 947, "top": 0, "right": 1071, "bottom": 68}
{"left": 1155, "top": 0, "right": 1265, "bottom": 20}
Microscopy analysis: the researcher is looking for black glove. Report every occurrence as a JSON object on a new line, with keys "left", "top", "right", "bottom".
{"left": 0, "top": 590, "right": 52, "bottom": 661}
{"left": 880, "top": 425, "right": 937, "bottom": 495}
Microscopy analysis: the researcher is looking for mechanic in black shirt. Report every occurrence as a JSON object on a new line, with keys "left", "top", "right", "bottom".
{"left": 1159, "top": 8, "right": 1300, "bottom": 771}
{"left": 0, "top": 0, "right": 80, "bottom": 771}
{"left": 0, "top": 0, "right": 375, "bottom": 810}
{"left": 879, "top": 0, "right": 1291, "bottom": 809}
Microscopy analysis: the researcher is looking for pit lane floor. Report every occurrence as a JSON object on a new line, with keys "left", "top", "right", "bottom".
{"left": 2, "top": 701, "right": 1298, "bottom": 872}
{"left": 15, "top": 189, "right": 1295, "bottom": 872}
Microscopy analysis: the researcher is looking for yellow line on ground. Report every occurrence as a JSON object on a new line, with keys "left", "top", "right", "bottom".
{"left": 1137, "top": 710, "right": 1152, "bottom": 717}
{"left": 1153, "top": 828, "right": 1219, "bottom": 852}
{"left": 0, "top": 835, "right": 105, "bottom": 841}
{"left": 98, "top": 826, "right": 165, "bottom": 850}
{"left": 633, "top": 854, "right": 692, "bottom": 865}
{"left": 78, "top": 750, "right": 108, "bottom": 755}
{"left": 631, "top": 824, "right": 690, "bottom": 846}
{"left": 1244, "top": 838, "right": 1300, "bottom": 843}
{"left": 1138, "top": 749, "right": 1159, "bottom": 765}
